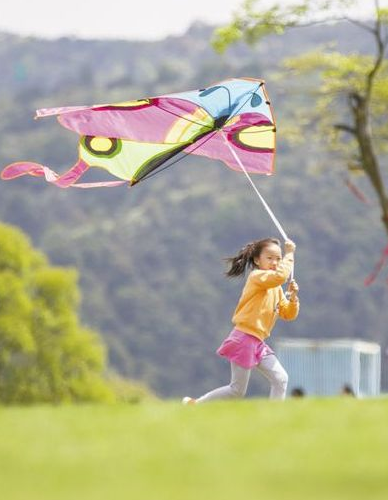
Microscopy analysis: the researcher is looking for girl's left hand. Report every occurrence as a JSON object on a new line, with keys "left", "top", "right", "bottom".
{"left": 287, "top": 280, "right": 299, "bottom": 300}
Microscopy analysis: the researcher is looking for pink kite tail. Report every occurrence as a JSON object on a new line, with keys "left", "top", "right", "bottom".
{"left": 1, "top": 160, "right": 89, "bottom": 188}
{"left": 1, "top": 162, "right": 46, "bottom": 179}
{"left": 72, "top": 180, "right": 127, "bottom": 188}
{"left": 1, "top": 160, "right": 128, "bottom": 188}
{"left": 364, "top": 242, "right": 388, "bottom": 286}
{"left": 344, "top": 177, "right": 370, "bottom": 204}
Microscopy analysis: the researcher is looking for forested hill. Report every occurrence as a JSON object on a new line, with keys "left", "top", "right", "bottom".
{"left": 0, "top": 21, "right": 387, "bottom": 397}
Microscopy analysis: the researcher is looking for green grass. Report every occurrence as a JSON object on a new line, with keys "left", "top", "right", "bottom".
{"left": 1, "top": 398, "right": 387, "bottom": 500}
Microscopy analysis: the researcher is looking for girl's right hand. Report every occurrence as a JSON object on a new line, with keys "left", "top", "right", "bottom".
{"left": 284, "top": 240, "right": 296, "bottom": 253}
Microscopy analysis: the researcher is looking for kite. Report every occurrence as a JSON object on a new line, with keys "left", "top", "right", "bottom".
{"left": 2, "top": 77, "right": 290, "bottom": 242}
{"left": 1, "top": 77, "right": 276, "bottom": 189}
{"left": 2, "top": 76, "right": 296, "bottom": 278}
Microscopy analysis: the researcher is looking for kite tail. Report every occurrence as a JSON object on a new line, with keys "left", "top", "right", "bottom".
{"left": 1, "top": 160, "right": 127, "bottom": 189}
{"left": 344, "top": 177, "right": 370, "bottom": 204}
{"left": 364, "top": 242, "right": 388, "bottom": 286}
{"left": 1, "top": 160, "right": 89, "bottom": 188}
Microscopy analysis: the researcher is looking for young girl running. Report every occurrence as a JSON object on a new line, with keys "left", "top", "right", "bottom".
{"left": 183, "top": 238, "right": 299, "bottom": 403}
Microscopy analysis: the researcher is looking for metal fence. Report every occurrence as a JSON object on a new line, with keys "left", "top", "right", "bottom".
{"left": 274, "top": 338, "right": 381, "bottom": 397}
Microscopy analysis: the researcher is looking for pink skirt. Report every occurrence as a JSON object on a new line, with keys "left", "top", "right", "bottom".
{"left": 217, "top": 328, "right": 274, "bottom": 369}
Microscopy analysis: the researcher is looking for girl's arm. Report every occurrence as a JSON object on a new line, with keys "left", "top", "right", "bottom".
{"left": 250, "top": 253, "right": 294, "bottom": 289}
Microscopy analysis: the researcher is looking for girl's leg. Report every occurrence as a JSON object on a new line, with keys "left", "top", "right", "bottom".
{"left": 196, "top": 362, "right": 251, "bottom": 403}
{"left": 255, "top": 354, "right": 289, "bottom": 400}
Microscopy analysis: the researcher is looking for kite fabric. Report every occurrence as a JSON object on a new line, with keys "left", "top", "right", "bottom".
{"left": 1, "top": 77, "right": 276, "bottom": 189}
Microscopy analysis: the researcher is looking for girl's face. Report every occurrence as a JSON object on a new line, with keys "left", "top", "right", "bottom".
{"left": 254, "top": 243, "right": 282, "bottom": 271}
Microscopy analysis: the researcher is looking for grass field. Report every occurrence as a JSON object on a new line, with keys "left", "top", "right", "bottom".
{"left": 1, "top": 398, "right": 387, "bottom": 500}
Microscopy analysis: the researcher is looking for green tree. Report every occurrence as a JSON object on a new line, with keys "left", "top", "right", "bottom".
{"left": 0, "top": 222, "right": 114, "bottom": 404}
{"left": 213, "top": 0, "right": 388, "bottom": 237}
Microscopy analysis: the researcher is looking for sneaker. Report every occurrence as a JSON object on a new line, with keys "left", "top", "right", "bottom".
{"left": 182, "top": 396, "right": 197, "bottom": 405}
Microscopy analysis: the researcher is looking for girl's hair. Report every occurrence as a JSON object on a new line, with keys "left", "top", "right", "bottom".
{"left": 225, "top": 238, "right": 281, "bottom": 278}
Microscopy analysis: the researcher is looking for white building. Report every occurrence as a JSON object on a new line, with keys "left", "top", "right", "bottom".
{"left": 274, "top": 338, "right": 381, "bottom": 397}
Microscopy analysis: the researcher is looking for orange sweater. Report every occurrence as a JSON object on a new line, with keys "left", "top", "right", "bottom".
{"left": 232, "top": 255, "right": 299, "bottom": 341}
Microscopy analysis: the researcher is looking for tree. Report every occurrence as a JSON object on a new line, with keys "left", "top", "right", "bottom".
{"left": 0, "top": 222, "right": 115, "bottom": 404}
{"left": 213, "top": 0, "right": 388, "bottom": 241}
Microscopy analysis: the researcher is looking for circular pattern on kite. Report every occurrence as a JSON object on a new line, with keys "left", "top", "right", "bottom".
{"left": 250, "top": 93, "right": 262, "bottom": 107}
{"left": 231, "top": 124, "right": 275, "bottom": 152}
{"left": 82, "top": 136, "right": 122, "bottom": 158}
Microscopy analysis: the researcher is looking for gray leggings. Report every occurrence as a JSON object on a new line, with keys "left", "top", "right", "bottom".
{"left": 196, "top": 355, "right": 288, "bottom": 402}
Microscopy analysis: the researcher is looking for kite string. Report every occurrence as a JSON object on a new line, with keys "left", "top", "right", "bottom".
{"left": 221, "top": 131, "right": 294, "bottom": 282}
{"left": 221, "top": 132, "right": 288, "bottom": 240}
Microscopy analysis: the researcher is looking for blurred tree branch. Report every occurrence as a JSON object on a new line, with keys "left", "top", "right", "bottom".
{"left": 213, "top": 0, "right": 388, "bottom": 236}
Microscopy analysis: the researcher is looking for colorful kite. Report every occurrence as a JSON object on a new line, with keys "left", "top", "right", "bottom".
{"left": 1, "top": 77, "right": 276, "bottom": 189}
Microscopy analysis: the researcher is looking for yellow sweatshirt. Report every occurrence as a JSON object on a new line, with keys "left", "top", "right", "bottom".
{"left": 232, "top": 255, "right": 299, "bottom": 341}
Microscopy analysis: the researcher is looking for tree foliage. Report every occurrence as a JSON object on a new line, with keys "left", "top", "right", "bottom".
{"left": 0, "top": 222, "right": 115, "bottom": 404}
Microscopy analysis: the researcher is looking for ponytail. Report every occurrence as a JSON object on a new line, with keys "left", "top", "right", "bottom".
{"left": 225, "top": 238, "right": 281, "bottom": 278}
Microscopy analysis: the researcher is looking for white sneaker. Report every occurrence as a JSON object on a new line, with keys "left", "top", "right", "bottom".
{"left": 182, "top": 396, "right": 197, "bottom": 405}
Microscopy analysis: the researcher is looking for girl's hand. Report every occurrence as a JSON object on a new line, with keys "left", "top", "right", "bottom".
{"left": 287, "top": 280, "right": 299, "bottom": 301}
{"left": 284, "top": 240, "right": 296, "bottom": 254}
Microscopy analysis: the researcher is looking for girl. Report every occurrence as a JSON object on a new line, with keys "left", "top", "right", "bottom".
{"left": 183, "top": 238, "right": 299, "bottom": 403}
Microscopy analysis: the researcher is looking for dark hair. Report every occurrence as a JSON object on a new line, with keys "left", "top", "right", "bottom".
{"left": 291, "top": 387, "right": 305, "bottom": 397}
{"left": 341, "top": 384, "right": 355, "bottom": 396}
{"left": 225, "top": 238, "right": 281, "bottom": 278}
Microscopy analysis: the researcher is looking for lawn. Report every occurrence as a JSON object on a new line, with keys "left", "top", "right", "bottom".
{"left": 0, "top": 398, "right": 387, "bottom": 500}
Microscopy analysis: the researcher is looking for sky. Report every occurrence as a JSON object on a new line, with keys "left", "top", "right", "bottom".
{"left": 0, "top": 0, "right": 378, "bottom": 41}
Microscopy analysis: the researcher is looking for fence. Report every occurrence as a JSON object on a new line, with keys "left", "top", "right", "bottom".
{"left": 274, "top": 338, "right": 381, "bottom": 397}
